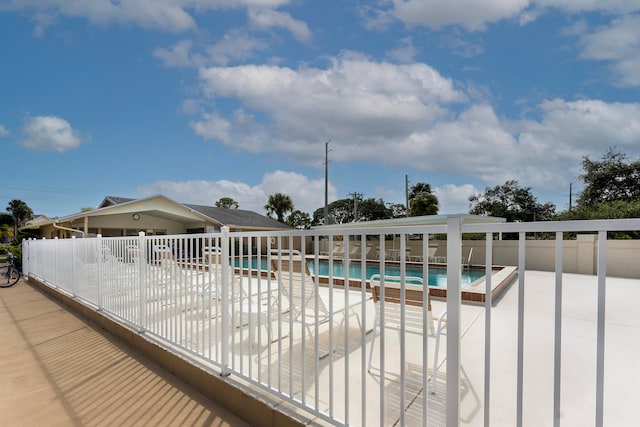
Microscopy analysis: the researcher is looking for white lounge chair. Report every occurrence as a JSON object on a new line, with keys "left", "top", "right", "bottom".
{"left": 368, "top": 274, "right": 447, "bottom": 393}
{"left": 432, "top": 246, "right": 447, "bottom": 264}
{"left": 154, "top": 244, "right": 188, "bottom": 285}
{"left": 271, "top": 249, "right": 367, "bottom": 358}
{"left": 463, "top": 247, "right": 474, "bottom": 270}
{"left": 349, "top": 244, "right": 361, "bottom": 259}
{"left": 425, "top": 246, "right": 438, "bottom": 263}
{"left": 331, "top": 242, "right": 344, "bottom": 258}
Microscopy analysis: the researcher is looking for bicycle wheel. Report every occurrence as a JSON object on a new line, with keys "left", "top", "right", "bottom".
{"left": 0, "top": 266, "right": 20, "bottom": 287}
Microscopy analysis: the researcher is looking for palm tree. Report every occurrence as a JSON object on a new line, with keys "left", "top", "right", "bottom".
{"left": 264, "top": 193, "right": 294, "bottom": 223}
{"left": 408, "top": 182, "right": 439, "bottom": 216}
{"left": 6, "top": 199, "right": 33, "bottom": 239}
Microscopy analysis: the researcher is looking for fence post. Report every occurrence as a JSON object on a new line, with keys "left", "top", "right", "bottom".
{"left": 595, "top": 231, "right": 607, "bottom": 427}
{"left": 71, "top": 236, "right": 76, "bottom": 298}
{"left": 21, "top": 239, "right": 29, "bottom": 276}
{"left": 220, "top": 226, "right": 231, "bottom": 376}
{"left": 97, "top": 234, "right": 103, "bottom": 310}
{"left": 54, "top": 237, "right": 59, "bottom": 287}
{"left": 446, "top": 215, "right": 462, "bottom": 426}
{"left": 138, "top": 231, "right": 147, "bottom": 333}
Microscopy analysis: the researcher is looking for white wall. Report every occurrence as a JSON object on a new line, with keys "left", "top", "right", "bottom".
{"left": 420, "top": 235, "right": 640, "bottom": 279}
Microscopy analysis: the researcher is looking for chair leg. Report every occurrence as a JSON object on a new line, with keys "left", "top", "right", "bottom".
{"left": 431, "top": 326, "right": 445, "bottom": 394}
{"left": 367, "top": 315, "right": 379, "bottom": 373}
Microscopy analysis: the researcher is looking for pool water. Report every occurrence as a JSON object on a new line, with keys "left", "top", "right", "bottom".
{"left": 307, "top": 260, "right": 483, "bottom": 288}
{"left": 234, "top": 258, "right": 484, "bottom": 288}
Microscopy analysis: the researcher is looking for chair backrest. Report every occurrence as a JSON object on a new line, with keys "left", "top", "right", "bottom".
{"left": 101, "top": 246, "right": 119, "bottom": 264}
{"left": 465, "top": 247, "right": 474, "bottom": 266}
{"left": 331, "top": 242, "right": 344, "bottom": 257}
{"left": 127, "top": 245, "right": 141, "bottom": 264}
{"left": 365, "top": 244, "right": 377, "bottom": 259}
{"left": 270, "top": 251, "right": 329, "bottom": 320}
{"left": 154, "top": 244, "right": 174, "bottom": 260}
{"left": 202, "top": 246, "right": 222, "bottom": 265}
{"left": 369, "top": 274, "right": 434, "bottom": 334}
{"left": 428, "top": 247, "right": 438, "bottom": 258}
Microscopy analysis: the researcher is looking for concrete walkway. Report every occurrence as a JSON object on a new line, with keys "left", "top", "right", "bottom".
{"left": 0, "top": 279, "right": 250, "bottom": 427}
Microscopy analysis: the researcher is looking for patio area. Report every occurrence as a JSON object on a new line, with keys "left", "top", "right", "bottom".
{"left": 20, "top": 216, "right": 640, "bottom": 426}
{"left": 16, "top": 267, "right": 640, "bottom": 426}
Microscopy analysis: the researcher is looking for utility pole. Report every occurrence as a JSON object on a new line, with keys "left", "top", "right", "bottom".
{"left": 324, "top": 140, "right": 331, "bottom": 225}
{"left": 405, "top": 174, "right": 410, "bottom": 217}
{"left": 569, "top": 182, "right": 573, "bottom": 212}
{"left": 349, "top": 192, "right": 363, "bottom": 222}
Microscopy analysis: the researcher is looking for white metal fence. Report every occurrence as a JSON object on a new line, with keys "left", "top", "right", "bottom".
{"left": 22, "top": 217, "right": 640, "bottom": 426}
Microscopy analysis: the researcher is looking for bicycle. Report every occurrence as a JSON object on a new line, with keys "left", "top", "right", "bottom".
{"left": 0, "top": 251, "right": 21, "bottom": 288}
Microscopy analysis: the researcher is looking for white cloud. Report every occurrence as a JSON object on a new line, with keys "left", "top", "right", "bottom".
{"left": 189, "top": 111, "right": 232, "bottom": 142}
{"left": 0, "top": 124, "right": 9, "bottom": 137}
{"left": 194, "top": 54, "right": 467, "bottom": 154}
{"left": 382, "top": 0, "right": 530, "bottom": 31}
{"left": 32, "top": 12, "right": 57, "bottom": 37}
{"left": 191, "top": 50, "right": 640, "bottom": 196}
{"left": 434, "top": 184, "right": 478, "bottom": 214}
{"left": 4, "top": 0, "right": 196, "bottom": 33}
{"left": 260, "top": 170, "right": 336, "bottom": 215}
{"left": 138, "top": 179, "right": 266, "bottom": 211}
{"left": 533, "top": 0, "right": 639, "bottom": 14}
{"left": 3, "top": 0, "right": 292, "bottom": 33}
{"left": 373, "top": 0, "right": 639, "bottom": 31}
{"left": 20, "top": 116, "right": 87, "bottom": 152}
{"left": 438, "top": 29, "right": 484, "bottom": 58}
{"left": 576, "top": 14, "right": 640, "bottom": 86}
{"left": 155, "top": 30, "right": 270, "bottom": 68}
{"left": 154, "top": 40, "right": 201, "bottom": 68}
{"left": 561, "top": 19, "right": 588, "bottom": 37}
{"left": 205, "top": 29, "right": 270, "bottom": 65}
{"left": 403, "top": 99, "right": 640, "bottom": 192}
{"left": 385, "top": 37, "right": 419, "bottom": 63}
{"left": 137, "top": 170, "right": 335, "bottom": 215}
{"left": 190, "top": 109, "right": 271, "bottom": 153}
{"left": 248, "top": 7, "right": 312, "bottom": 41}
{"left": 391, "top": 104, "right": 523, "bottom": 184}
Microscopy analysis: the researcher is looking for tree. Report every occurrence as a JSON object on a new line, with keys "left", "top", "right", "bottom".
{"left": 312, "top": 198, "right": 352, "bottom": 225}
{"left": 410, "top": 192, "right": 439, "bottom": 216}
{"left": 215, "top": 197, "right": 239, "bottom": 209}
{"left": 264, "top": 193, "right": 294, "bottom": 223}
{"left": 557, "top": 149, "right": 640, "bottom": 235}
{"left": 0, "top": 223, "right": 14, "bottom": 244}
{"left": 408, "top": 182, "right": 439, "bottom": 216}
{"left": 286, "top": 210, "right": 312, "bottom": 229}
{"left": 577, "top": 148, "right": 640, "bottom": 208}
{"left": 312, "top": 197, "right": 392, "bottom": 225}
{"left": 359, "top": 198, "right": 393, "bottom": 221}
{"left": 6, "top": 199, "right": 33, "bottom": 239}
{"left": 468, "top": 180, "right": 555, "bottom": 222}
{"left": 387, "top": 203, "right": 407, "bottom": 218}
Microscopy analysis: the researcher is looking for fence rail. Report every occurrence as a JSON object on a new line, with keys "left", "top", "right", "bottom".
{"left": 22, "top": 217, "right": 640, "bottom": 426}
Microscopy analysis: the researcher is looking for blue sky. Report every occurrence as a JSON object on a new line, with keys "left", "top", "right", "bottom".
{"left": 1, "top": 1, "right": 640, "bottom": 219}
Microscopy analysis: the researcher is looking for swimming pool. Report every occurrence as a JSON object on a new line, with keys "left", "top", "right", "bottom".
{"left": 307, "top": 260, "right": 484, "bottom": 288}
{"left": 233, "top": 257, "right": 485, "bottom": 289}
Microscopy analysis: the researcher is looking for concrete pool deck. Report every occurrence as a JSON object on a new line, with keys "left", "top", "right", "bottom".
{"left": 7, "top": 270, "right": 640, "bottom": 426}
